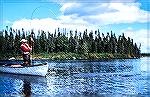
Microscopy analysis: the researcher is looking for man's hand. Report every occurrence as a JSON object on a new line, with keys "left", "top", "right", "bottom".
{"left": 30, "top": 37, "right": 34, "bottom": 43}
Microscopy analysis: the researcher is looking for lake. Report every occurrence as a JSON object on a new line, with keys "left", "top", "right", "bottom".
{"left": 0, "top": 57, "right": 150, "bottom": 97}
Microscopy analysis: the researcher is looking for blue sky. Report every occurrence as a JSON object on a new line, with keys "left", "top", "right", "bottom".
{"left": 1, "top": 0, "right": 150, "bottom": 53}
{"left": 1, "top": 0, "right": 61, "bottom": 28}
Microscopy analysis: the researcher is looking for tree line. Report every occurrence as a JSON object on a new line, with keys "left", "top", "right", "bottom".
{"left": 0, "top": 26, "right": 141, "bottom": 58}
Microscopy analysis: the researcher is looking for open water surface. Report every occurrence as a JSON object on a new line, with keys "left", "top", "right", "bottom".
{"left": 0, "top": 57, "right": 150, "bottom": 97}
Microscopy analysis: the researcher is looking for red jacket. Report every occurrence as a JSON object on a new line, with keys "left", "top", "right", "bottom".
{"left": 21, "top": 43, "right": 32, "bottom": 52}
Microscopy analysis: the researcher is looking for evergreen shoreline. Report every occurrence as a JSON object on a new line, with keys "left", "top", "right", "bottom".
{"left": 0, "top": 27, "right": 141, "bottom": 60}
{"left": 12, "top": 52, "right": 140, "bottom": 61}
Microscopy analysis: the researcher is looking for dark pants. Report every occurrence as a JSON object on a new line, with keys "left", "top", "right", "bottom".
{"left": 22, "top": 54, "right": 31, "bottom": 66}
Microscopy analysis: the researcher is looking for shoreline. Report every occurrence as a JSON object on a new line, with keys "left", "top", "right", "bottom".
{"left": 0, "top": 52, "right": 143, "bottom": 61}
{"left": 14, "top": 52, "right": 140, "bottom": 60}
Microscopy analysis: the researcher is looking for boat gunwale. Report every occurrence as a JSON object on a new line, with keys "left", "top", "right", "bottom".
{"left": 0, "top": 63, "right": 48, "bottom": 68}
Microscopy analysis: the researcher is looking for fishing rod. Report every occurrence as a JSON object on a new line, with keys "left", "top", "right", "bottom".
{"left": 29, "top": 6, "right": 58, "bottom": 65}
{"left": 29, "top": 6, "right": 42, "bottom": 65}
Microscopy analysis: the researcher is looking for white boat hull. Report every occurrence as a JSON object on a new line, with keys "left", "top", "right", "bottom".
{"left": 0, "top": 63, "right": 48, "bottom": 76}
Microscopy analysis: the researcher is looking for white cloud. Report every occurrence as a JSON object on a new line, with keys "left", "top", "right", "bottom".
{"left": 2, "top": 20, "right": 13, "bottom": 29}
{"left": 59, "top": 2, "right": 149, "bottom": 25}
{"left": 11, "top": 18, "right": 97, "bottom": 36}
{"left": 60, "top": 3, "right": 79, "bottom": 13}
{"left": 123, "top": 28, "right": 149, "bottom": 53}
{"left": 12, "top": 18, "right": 60, "bottom": 32}
{"left": 51, "top": 0, "right": 136, "bottom": 3}
{"left": 12, "top": 19, "right": 31, "bottom": 30}
{"left": 11, "top": 1, "right": 150, "bottom": 32}
{"left": 4, "top": 20, "right": 12, "bottom": 24}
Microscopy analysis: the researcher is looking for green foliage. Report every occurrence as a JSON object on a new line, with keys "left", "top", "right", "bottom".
{"left": 0, "top": 26, "right": 141, "bottom": 59}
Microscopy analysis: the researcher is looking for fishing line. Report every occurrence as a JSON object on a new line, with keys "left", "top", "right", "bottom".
{"left": 30, "top": 5, "right": 59, "bottom": 65}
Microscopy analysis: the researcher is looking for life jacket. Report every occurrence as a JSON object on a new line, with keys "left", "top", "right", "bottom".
{"left": 20, "top": 43, "right": 32, "bottom": 52}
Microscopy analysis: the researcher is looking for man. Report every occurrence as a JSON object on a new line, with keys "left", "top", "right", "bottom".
{"left": 20, "top": 39, "right": 32, "bottom": 66}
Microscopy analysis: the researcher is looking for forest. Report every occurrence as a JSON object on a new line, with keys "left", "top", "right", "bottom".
{"left": 0, "top": 26, "right": 141, "bottom": 60}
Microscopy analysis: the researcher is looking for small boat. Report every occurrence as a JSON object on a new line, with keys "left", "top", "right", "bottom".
{"left": 0, "top": 63, "right": 48, "bottom": 76}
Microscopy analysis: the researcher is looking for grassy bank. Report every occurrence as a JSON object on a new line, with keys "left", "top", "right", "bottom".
{"left": 0, "top": 52, "right": 140, "bottom": 60}
{"left": 13, "top": 52, "right": 139, "bottom": 60}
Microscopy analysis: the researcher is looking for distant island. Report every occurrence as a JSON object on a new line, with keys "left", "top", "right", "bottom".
{"left": 0, "top": 26, "right": 141, "bottom": 60}
{"left": 141, "top": 53, "right": 150, "bottom": 57}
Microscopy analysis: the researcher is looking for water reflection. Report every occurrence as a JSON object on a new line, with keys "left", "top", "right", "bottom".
{"left": 0, "top": 58, "right": 150, "bottom": 97}
{"left": 47, "top": 59, "right": 136, "bottom": 76}
{"left": 0, "top": 73, "right": 47, "bottom": 96}
{"left": 46, "top": 73, "right": 149, "bottom": 97}
{"left": 22, "top": 80, "right": 31, "bottom": 97}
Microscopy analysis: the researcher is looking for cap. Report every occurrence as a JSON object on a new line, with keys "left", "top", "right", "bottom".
{"left": 20, "top": 39, "right": 27, "bottom": 42}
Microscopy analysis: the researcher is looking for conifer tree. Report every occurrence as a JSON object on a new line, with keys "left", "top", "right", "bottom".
{"left": 3, "top": 29, "right": 9, "bottom": 54}
{"left": 14, "top": 31, "right": 21, "bottom": 55}
{"left": 39, "top": 31, "right": 47, "bottom": 52}
{"left": 9, "top": 28, "right": 14, "bottom": 55}
{"left": 0, "top": 31, "right": 4, "bottom": 54}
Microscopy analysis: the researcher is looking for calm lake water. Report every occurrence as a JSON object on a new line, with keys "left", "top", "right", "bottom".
{"left": 0, "top": 57, "right": 150, "bottom": 97}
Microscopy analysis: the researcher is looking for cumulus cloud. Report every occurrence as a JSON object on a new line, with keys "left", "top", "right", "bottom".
{"left": 12, "top": 1, "right": 149, "bottom": 32}
{"left": 59, "top": 2, "right": 149, "bottom": 25}
{"left": 51, "top": 0, "right": 136, "bottom": 3}
{"left": 12, "top": 18, "right": 97, "bottom": 35}
{"left": 123, "top": 28, "right": 149, "bottom": 53}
